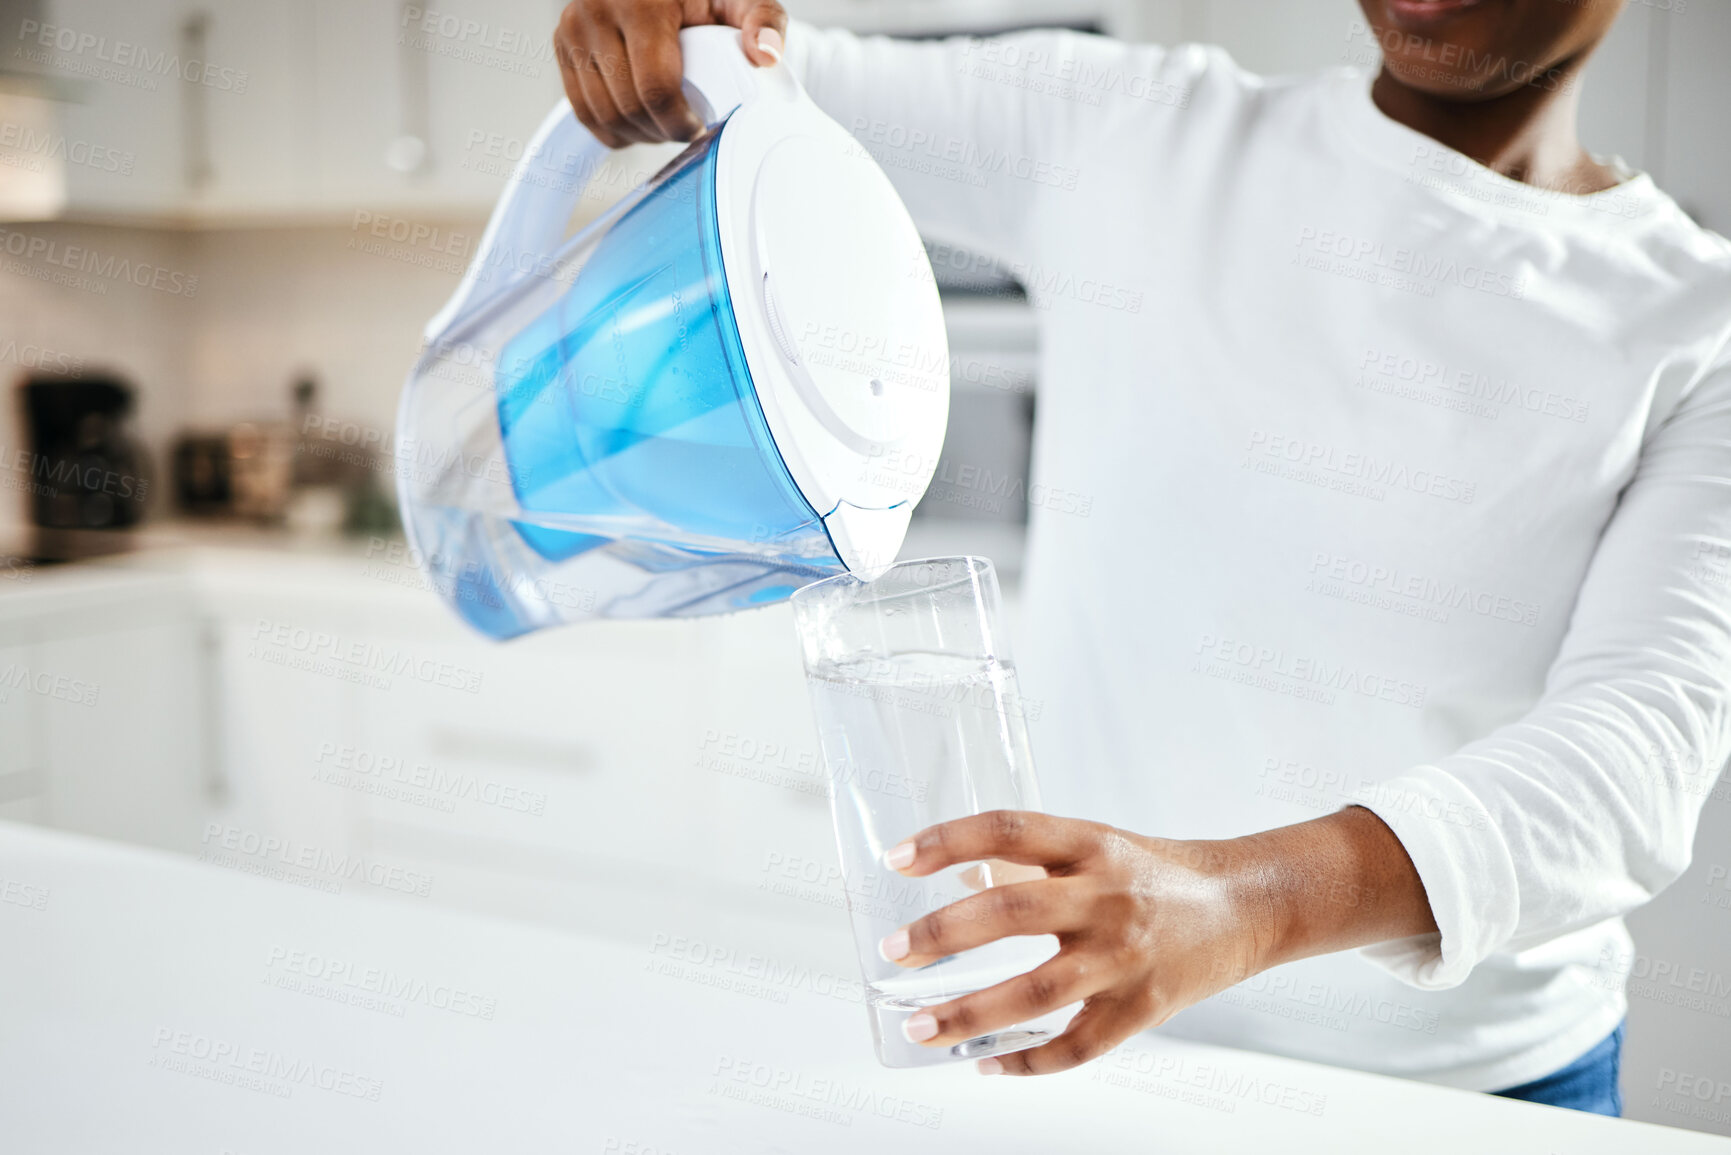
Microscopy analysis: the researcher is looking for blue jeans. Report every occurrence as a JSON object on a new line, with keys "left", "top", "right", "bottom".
{"left": 1491, "top": 1023, "right": 1624, "bottom": 1116}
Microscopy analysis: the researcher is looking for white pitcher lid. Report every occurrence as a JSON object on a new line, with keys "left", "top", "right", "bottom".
{"left": 710, "top": 65, "right": 950, "bottom": 575}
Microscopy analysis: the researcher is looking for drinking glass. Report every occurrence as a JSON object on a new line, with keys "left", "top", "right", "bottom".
{"left": 790, "top": 556, "right": 1071, "bottom": 1067}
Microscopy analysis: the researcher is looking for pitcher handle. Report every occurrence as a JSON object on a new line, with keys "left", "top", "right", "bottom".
{"left": 423, "top": 24, "right": 769, "bottom": 342}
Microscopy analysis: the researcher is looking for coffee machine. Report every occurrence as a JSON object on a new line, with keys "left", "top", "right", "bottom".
{"left": 19, "top": 375, "right": 151, "bottom": 531}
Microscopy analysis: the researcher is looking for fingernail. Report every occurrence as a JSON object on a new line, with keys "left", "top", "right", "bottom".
{"left": 884, "top": 841, "right": 916, "bottom": 870}
{"left": 756, "top": 27, "right": 783, "bottom": 62}
{"left": 978, "top": 1057, "right": 1004, "bottom": 1075}
{"left": 902, "top": 1012, "right": 938, "bottom": 1043}
{"left": 878, "top": 929, "right": 910, "bottom": 962}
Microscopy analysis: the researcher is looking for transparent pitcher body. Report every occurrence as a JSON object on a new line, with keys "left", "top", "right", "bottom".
{"left": 397, "top": 127, "right": 845, "bottom": 639}
{"left": 790, "top": 556, "right": 1073, "bottom": 1067}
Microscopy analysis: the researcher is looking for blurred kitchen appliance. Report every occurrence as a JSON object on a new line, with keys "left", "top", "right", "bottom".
{"left": 20, "top": 375, "right": 150, "bottom": 530}
{"left": 170, "top": 423, "right": 295, "bottom": 521}
{"left": 170, "top": 433, "right": 234, "bottom": 514}
{"left": 172, "top": 377, "right": 388, "bottom": 526}
{"left": 396, "top": 26, "right": 949, "bottom": 639}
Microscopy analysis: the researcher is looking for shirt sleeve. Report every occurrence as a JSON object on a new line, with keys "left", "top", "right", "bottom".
{"left": 1357, "top": 342, "right": 1731, "bottom": 990}
{"left": 782, "top": 22, "right": 1199, "bottom": 267}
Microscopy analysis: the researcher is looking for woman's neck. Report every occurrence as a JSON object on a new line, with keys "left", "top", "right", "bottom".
{"left": 1370, "top": 61, "right": 1622, "bottom": 194}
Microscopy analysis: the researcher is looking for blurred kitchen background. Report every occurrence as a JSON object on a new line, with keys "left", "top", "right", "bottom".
{"left": 0, "top": 0, "right": 1727, "bottom": 1134}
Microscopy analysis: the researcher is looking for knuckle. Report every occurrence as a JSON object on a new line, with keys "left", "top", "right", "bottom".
{"left": 1057, "top": 1038, "right": 1097, "bottom": 1069}
{"left": 912, "top": 909, "right": 948, "bottom": 952}
{"left": 944, "top": 999, "right": 979, "bottom": 1034}
{"left": 927, "top": 822, "right": 956, "bottom": 858}
{"left": 1020, "top": 969, "right": 1060, "bottom": 1011}
{"left": 988, "top": 809, "right": 1026, "bottom": 846}
{"left": 995, "top": 884, "right": 1040, "bottom": 924}
{"left": 639, "top": 82, "right": 682, "bottom": 114}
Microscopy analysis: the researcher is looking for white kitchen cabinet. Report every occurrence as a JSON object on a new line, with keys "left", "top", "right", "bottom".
{"left": 204, "top": 606, "right": 368, "bottom": 860}
{"left": 179, "top": 0, "right": 316, "bottom": 217}
{"left": 37, "top": 618, "right": 205, "bottom": 852}
{"left": 688, "top": 604, "right": 841, "bottom": 899}
{"left": 402, "top": 0, "right": 569, "bottom": 207}
{"left": 39, "top": 0, "right": 192, "bottom": 217}
{"left": 307, "top": 0, "right": 566, "bottom": 215}
{"left": 44, "top": 0, "right": 566, "bottom": 222}
{"left": 40, "top": 0, "right": 312, "bottom": 220}
{"left": 0, "top": 573, "right": 204, "bottom": 851}
{"left": 349, "top": 611, "right": 723, "bottom": 889}
{"left": 0, "top": 640, "right": 42, "bottom": 824}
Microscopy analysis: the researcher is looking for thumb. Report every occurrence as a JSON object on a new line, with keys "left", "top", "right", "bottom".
{"left": 714, "top": 0, "right": 788, "bottom": 66}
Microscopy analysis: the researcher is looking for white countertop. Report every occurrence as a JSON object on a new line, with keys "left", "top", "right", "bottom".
{"left": 3, "top": 821, "right": 1722, "bottom": 1154}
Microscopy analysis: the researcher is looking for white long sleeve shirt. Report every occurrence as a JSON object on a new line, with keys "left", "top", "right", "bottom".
{"left": 786, "top": 26, "right": 1731, "bottom": 1092}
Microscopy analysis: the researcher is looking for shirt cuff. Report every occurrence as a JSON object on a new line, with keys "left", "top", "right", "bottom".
{"left": 1349, "top": 769, "right": 1521, "bottom": 990}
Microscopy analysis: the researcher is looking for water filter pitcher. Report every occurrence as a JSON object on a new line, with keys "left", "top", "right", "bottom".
{"left": 395, "top": 27, "right": 950, "bottom": 638}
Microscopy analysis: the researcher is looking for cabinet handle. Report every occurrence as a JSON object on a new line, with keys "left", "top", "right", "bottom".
{"left": 199, "top": 617, "right": 227, "bottom": 805}
{"left": 386, "top": 0, "right": 432, "bottom": 175}
{"left": 180, "top": 11, "right": 214, "bottom": 190}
